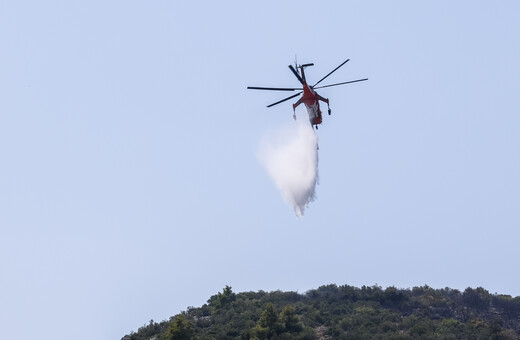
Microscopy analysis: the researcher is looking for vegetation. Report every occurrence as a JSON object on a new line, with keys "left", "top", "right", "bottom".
{"left": 123, "top": 284, "right": 520, "bottom": 340}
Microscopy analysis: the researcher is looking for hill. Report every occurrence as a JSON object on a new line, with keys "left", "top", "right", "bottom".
{"left": 122, "top": 284, "right": 520, "bottom": 340}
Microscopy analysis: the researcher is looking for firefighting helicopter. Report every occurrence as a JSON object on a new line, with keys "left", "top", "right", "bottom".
{"left": 247, "top": 58, "right": 367, "bottom": 129}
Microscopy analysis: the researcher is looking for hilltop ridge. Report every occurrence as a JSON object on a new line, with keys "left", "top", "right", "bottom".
{"left": 123, "top": 284, "right": 520, "bottom": 339}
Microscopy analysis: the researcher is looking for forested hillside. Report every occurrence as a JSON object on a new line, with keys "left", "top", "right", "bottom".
{"left": 122, "top": 284, "right": 520, "bottom": 340}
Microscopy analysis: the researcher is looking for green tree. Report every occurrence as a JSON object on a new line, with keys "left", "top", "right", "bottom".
{"left": 163, "top": 315, "right": 194, "bottom": 340}
{"left": 436, "top": 318, "right": 465, "bottom": 339}
{"left": 259, "top": 303, "right": 278, "bottom": 329}
{"left": 279, "top": 305, "right": 303, "bottom": 333}
{"left": 252, "top": 303, "right": 280, "bottom": 340}
{"left": 212, "top": 285, "right": 236, "bottom": 313}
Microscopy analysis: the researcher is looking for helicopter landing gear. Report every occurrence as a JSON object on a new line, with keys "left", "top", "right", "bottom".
{"left": 328, "top": 103, "right": 331, "bottom": 115}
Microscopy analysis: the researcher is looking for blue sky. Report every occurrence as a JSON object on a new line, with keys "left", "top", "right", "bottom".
{"left": 1, "top": 1, "right": 519, "bottom": 339}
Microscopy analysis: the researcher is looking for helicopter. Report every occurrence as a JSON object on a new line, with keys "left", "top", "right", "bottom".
{"left": 247, "top": 59, "right": 367, "bottom": 129}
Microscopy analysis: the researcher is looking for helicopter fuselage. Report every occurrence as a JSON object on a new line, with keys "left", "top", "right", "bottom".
{"left": 292, "top": 69, "right": 329, "bottom": 129}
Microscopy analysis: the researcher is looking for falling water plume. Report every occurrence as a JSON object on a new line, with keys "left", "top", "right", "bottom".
{"left": 258, "top": 120, "right": 319, "bottom": 216}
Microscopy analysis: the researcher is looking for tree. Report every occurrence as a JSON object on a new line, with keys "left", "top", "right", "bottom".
{"left": 163, "top": 315, "right": 194, "bottom": 340}
{"left": 252, "top": 303, "right": 280, "bottom": 340}
{"left": 212, "top": 285, "right": 236, "bottom": 313}
{"left": 279, "top": 306, "right": 303, "bottom": 333}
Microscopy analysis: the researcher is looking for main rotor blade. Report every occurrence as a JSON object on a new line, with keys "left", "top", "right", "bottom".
{"left": 313, "top": 78, "right": 368, "bottom": 89}
{"left": 288, "top": 65, "right": 304, "bottom": 84}
{"left": 247, "top": 86, "right": 302, "bottom": 91}
{"left": 267, "top": 92, "right": 301, "bottom": 108}
{"left": 313, "top": 59, "right": 350, "bottom": 87}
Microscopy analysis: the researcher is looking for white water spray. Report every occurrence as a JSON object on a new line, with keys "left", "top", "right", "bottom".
{"left": 258, "top": 119, "right": 319, "bottom": 216}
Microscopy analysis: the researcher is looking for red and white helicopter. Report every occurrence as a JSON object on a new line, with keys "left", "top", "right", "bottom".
{"left": 248, "top": 59, "right": 367, "bottom": 129}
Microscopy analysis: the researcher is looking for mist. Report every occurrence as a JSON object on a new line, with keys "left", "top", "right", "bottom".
{"left": 258, "top": 119, "right": 319, "bottom": 216}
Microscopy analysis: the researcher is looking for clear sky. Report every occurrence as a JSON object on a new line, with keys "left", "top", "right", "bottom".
{"left": 1, "top": 1, "right": 519, "bottom": 339}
